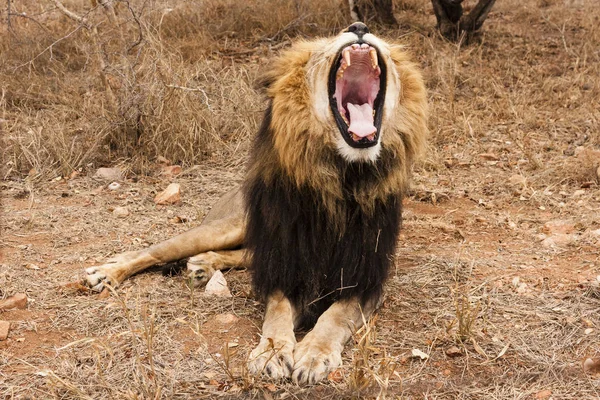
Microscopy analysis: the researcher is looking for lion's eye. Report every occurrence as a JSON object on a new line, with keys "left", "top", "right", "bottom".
{"left": 333, "top": 44, "right": 381, "bottom": 143}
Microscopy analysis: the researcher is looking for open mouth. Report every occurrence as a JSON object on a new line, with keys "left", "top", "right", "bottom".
{"left": 328, "top": 42, "right": 386, "bottom": 149}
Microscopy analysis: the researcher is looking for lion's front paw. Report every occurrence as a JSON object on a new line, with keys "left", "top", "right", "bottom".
{"left": 84, "top": 265, "right": 119, "bottom": 292}
{"left": 292, "top": 339, "right": 342, "bottom": 385}
{"left": 248, "top": 337, "right": 296, "bottom": 380}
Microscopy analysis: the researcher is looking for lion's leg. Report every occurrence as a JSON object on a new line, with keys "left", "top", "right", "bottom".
{"left": 248, "top": 290, "right": 297, "bottom": 379}
{"left": 292, "top": 297, "right": 377, "bottom": 385}
{"left": 85, "top": 217, "right": 244, "bottom": 291}
{"left": 186, "top": 249, "right": 246, "bottom": 287}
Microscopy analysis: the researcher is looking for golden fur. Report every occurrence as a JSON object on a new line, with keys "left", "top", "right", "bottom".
{"left": 84, "top": 26, "right": 428, "bottom": 385}
{"left": 250, "top": 39, "right": 428, "bottom": 218}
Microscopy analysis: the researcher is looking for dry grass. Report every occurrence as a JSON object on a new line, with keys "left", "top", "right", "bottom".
{"left": 1, "top": 0, "right": 345, "bottom": 178}
{"left": 2, "top": 0, "right": 600, "bottom": 399}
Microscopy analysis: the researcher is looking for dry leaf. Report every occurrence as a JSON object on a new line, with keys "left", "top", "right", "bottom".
{"left": 327, "top": 369, "right": 344, "bottom": 383}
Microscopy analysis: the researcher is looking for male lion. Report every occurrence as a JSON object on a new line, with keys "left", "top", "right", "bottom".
{"left": 84, "top": 22, "right": 428, "bottom": 384}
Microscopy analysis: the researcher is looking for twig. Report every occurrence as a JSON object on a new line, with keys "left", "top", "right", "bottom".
{"left": 165, "top": 84, "right": 211, "bottom": 109}
{"left": 52, "top": 0, "right": 90, "bottom": 28}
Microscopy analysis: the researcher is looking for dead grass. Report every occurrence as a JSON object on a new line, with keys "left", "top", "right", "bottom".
{"left": 2, "top": 0, "right": 600, "bottom": 399}
{"left": 1, "top": 0, "right": 345, "bottom": 178}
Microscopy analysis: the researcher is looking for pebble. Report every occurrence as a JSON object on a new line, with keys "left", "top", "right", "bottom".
{"left": 445, "top": 346, "right": 463, "bottom": 358}
{"left": 542, "top": 220, "right": 575, "bottom": 235}
{"left": 161, "top": 165, "right": 182, "bottom": 176}
{"left": 154, "top": 183, "right": 181, "bottom": 205}
{"left": 0, "top": 321, "right": 9, "bottom": 341}
{"left": 108, "top": 182, "right": 121, "bottom": 190}
{"left": 204, "top": 271, "right": 232, "bottom": 297}
{"left": 94, "top": 167, "right": 123, "bottom": 181}
{"left": 0, "top": 293, "right": 28, "bottom": 310}
{"left": 112, "top": 206, "right": 129, "bottom": 217}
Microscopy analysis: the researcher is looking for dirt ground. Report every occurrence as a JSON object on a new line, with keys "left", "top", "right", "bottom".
{"left": 2, "top": 1, "right": 600, "bottom": 399}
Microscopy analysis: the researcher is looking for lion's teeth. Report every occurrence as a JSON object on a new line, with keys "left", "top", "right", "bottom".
{"left": 369, "top": 49, "right": 378, "bottom": 68}
{"left": 343, "top": 49, "right": 351, "bottom": 67}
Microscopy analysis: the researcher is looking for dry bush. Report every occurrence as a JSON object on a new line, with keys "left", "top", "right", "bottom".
{"left": 1, "top": 0, "right": 346, "bottom": 178}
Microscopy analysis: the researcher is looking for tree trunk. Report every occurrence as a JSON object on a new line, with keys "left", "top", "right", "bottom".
{"left": 431, "top": 0, "right": 496, "bottom": 41}
{"left": 349, "top": 0, "right": 398, "bottom": 27}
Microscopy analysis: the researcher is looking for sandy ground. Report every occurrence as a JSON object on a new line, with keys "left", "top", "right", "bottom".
{"left": 2, "top": 1, "right": 600, "bottom": 398}
{"left": 2, "top": 155, "right": 599, "bottom": 398}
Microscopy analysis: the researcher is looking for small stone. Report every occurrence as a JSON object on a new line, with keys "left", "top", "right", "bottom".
{"left": 113, "top": 206, "right": 129, "bottom": 218}
{"left": 214, "top": 313, "right": 239, "bottom": 324}
{"left": 156, "top": 156, "right": 171, "bottom": 165}
{"left": 573, "top": 189, "right": 586, "bottom": 196}
{"left": 583, "top": 358, "right": 600, "bottom": 375}
{"left": 161, "top": 165, "right": 182, "bottom": 176}
{"left": 0, "top": 321, "right": 10, "bottom": 341}
{"left": 411, "top": 348, "right": 429, "bottom": 360}
{"left": 0, "top": 293, "right": 28, "bottom": 310}
{"left": 108, "top": 182, "right": 121, "bottom": 190}
{"left": 205, "top": 270, "right": 231, "bottom": 297}
{"left": 534, "top": 389, "right": 552, "bottom": 399}
{"left": 94, "top": 167, "right": 123, "bottom": 181}
{"left": 596, "top": 165, "right": 600, "bottom": 180}
{"left": 584, "top": 328, "right": 594, "bottom": 335}
{"left": 445, "top": 346, "right": 462, "bottom": 358}
{"left": 542, "top": 220, "right": 575, "bottom": 235}
{"left": 154, "top": 183, "right": 181, "bottom": 205}
{"left": 542, "top": 233, "right": 577, "bottom": 248}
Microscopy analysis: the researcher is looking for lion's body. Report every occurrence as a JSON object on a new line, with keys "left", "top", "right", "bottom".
{"left": 84, "top": 24, "right": 428, "bottom": 384}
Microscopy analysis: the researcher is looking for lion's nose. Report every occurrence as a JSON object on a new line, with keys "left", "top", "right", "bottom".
{"left": 346, "top": 22, "right": 369, "bottom": 38}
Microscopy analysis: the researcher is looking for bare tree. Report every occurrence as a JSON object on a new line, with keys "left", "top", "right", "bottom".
{"left": 431, "top": 0, "right": 497, "bottom": 41}
{"left": 348, "top": 0, "right": 398, "bottom": 27}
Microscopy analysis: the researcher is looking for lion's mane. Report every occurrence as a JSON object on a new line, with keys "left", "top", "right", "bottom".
{"left": 244, "top": 37, "right": 428, "bottom": 326}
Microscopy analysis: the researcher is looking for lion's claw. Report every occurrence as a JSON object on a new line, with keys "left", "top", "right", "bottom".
{"left": 84, "top": 266, "right": 117, "bottom": 292}
{"left": 248, "top": 337, "right": 296, "bottom": 380}
{"left": 292, "top": 340, "right": 342, "bottom": 385}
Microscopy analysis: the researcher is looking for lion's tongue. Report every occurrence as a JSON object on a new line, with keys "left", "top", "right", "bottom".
{"left": 347, "top": 103, "right": 376, "bottom": 138}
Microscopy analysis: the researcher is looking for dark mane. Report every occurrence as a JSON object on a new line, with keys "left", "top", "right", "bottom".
{"left": 244, "top": 105, "right": 404, "bottom": 328}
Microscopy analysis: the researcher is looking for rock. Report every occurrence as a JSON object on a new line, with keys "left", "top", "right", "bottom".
{"left": 534, "top": 389, "right": 552, "bottom": 399}
{"left": 542, "top": 220, "right": 575, "bottom": 235}
{"left": 596, "top": 165, "right": 600, "bottom": 181}
{"left": 161, "top": 165, "right": 182, "bottom": 177}
{"left": 541, "top": 233, "right": 577, "bottom": 248}
{"left": 113, "top": 206, "right": 129, "bottom": 218}
{"left": 445, "top": 346, "right": 462, "bottom": 358}
{"left": 0, "top": 293, "right": 28, "bottom": 310}
{"left": 94, "top": 167, "right": 123, "bottom": 181}
{"left": 156, "top": 156, "right": 171, "bottom": 165}
{"left": 154, "top": 183, "right": 181, "bottom": 205}
{"left": 108, "top": 182, "right": 121, "bottom": 190}
{"left": 205, "top": 270, "right": 232, "bottom": 297}
{"left": 411, "top": 348, "right": 429, "bottom": 360}
{"left": 214, "top": 313, "right": 239, "bottom": 324}
{"left": 0, "top": 321, "right": 10, "bottom": 341}
{"left": 583, "top": 357, "right": 600, "bottom": 375}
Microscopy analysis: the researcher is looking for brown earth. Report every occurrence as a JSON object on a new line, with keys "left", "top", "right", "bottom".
{"left": 2, "top": 0, "right": 600, "bottom": 399}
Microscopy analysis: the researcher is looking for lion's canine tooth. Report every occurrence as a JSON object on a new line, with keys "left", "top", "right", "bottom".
{"left": 369, "top": 49, "right": 378, "bottom": 68}
{"left": 343, "top": 49, "right": 351, "bottom": 67}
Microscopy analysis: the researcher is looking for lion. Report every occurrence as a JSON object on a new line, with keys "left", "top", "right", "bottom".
{"left": 84, "top": 22, "right": 428, "bottom": 385}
